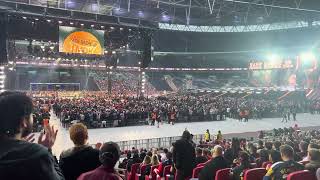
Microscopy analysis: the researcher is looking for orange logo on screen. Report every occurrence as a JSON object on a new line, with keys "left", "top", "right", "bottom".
{"left": 63, "top": 31, "right": 103, "bottom": 55}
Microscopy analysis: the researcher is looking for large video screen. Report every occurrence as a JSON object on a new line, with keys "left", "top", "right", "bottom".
{"left": 249, "top": 69, "right": 297, "bottom": 87}
{"left": 59, "top": 26, "right": 104, "bottom": 55}
{"left": 248, "top": 58, "right": 320, "bottom": 89}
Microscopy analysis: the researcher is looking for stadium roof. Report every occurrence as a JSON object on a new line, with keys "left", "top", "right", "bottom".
{"left": 2, "top": 0, "right": 320, "bottom": 28}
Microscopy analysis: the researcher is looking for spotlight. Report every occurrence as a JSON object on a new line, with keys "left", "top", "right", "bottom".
{"left": 91, "top": 24, "right": 94, "bottom": 27}
{"left": 70, "top": 22, "right": 73, "bottom": 25}
{"left": 110, "top": 27, "right": 115, "bottom": 30}
{"left": 58, "top": 20, "right": 63, "bottom": 24}
{"left": 120, "top": 27, "right": 123, "bottom": 31}
{"left": 267, "top": 54, "right": 280, "bottom": 62}
{"left": 81, "top": 23, "right": 84, "bottom": 26}
{"left": 47, "top": 19, "right": 51, "bottom": 22}
{"left": 22, "top": 16, "right": 27, "bottom": 19}
{"left": 112, "top": 51, "right": 116, "bottom": 54}
{"left": 300, "top": 52, "right": 315, "bottom": 61}
{"left": 35, "top": 18, "right": 39, "bottom": 21}
{"left": 101, "top": 25, "right": 105, "bottom": 29}
{"left": 138, "top": 11, "right": 144, "bottom": 17}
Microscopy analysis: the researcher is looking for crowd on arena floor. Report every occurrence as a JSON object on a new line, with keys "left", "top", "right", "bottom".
{"left": 47, "top": 91, "right": 319, "bottom": 129}
{"left": 2, "top": 92, "right": 320, "bottom": 180}
{"left": 93, "top": 71, "right": 157, "bottom": 96}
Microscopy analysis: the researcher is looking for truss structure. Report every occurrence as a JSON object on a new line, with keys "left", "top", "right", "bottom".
{"left": 159, "top": 20, "right": 319, "bottom": 32}
{"left": 1, "top": 0, "right": 320, "bottom": 30}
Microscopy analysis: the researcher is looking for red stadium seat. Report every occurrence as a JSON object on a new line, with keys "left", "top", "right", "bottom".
{"left": 299, "top": 161, "right": 310, "bottom": 165}
{"left": 262, "top": 161, "right": 272, "bottom": 169}
{"left": 156, "top": 165, "right": 172, "bottom": 180}
{"left": 197, "top": 162, "right": 206, "bottom": 167}
{"left": 135, "top": 165, "right": 147, "bottom": 180}
{"left": 127, "top": 163, "right": 141, "bottom": 180}
{"left": 243, "top": 168, "right": 266, "bottom": 180}
{"left": 192, "top": 166, "right": 204, "bottom": 178}
{"left": 163, "top": 165, "right": 172, "bottom": 180}
{"left": 145, "top": 165, "right": 159, "bottom": 180}
{"left": 250, "top": 163, "right": 257, "bottom": 168}
{"left": 215, "top": 168, "right": 231, "bottom": 180}
{"left": 287, "top": 170, "right": 316, "bottom": 180}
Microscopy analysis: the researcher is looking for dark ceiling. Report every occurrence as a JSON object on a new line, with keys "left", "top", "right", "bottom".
{"left": 2, "top": 0, "right": 320, "bottom": 26}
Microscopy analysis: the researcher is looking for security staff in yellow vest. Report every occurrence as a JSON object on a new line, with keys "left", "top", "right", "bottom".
{"left": 204, "top": 129, "right": 211, "bottom": 142}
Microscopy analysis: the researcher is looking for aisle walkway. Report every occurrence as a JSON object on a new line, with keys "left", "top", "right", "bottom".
{"left": 50, "top": 113, "right": 320, "bottom": 156}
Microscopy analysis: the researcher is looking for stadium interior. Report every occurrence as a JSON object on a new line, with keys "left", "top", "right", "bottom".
{"left": 1, "top": 0, "right": 320, "bottom": 180}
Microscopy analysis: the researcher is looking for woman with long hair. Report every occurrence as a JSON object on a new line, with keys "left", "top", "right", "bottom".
{"left": 140, "top": 155, "right": 152, "bottom": 176}
{"left": 151, "top": 155, "right": 160, "bottom": 166}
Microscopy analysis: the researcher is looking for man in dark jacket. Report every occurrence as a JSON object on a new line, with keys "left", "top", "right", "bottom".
{"left": 59, "top": 123, "right": 101, "bottom": 180}
{"left": 0, "top": 91, "right": 64, "bottom": 180}
{"left": 198, "top": 145, "right": 229, "bottom": 180}
{"left": 172, "top": 130, "right": 196, "bottom": 180}
{"left": 195, "top": 147, "right": 208, "bottom": 165}
{"left": 126, "top": 150, "right": 142, "bottom": 172}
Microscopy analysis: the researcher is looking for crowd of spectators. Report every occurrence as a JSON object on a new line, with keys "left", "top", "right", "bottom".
{"left": 48, "top": 91, "right": 317, "bottom": 129}
{"left": 2, "top": 91, "right": 320, "bottom": 180}
{"left": 93, "top": 71, "right": 157, "bottom": 96}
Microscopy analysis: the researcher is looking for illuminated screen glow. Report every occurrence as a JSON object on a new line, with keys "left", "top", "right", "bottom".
{"left": 59, "top": 26, "right": 104, "bottom": 55}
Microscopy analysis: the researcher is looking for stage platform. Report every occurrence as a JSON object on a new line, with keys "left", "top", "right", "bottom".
{"left": 49, "top": 113, "right": 320, "bottom": 156}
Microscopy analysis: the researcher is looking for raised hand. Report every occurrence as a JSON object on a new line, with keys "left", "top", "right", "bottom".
{"left": 95, "top": 142, "right": 102, "bottom": 150}
{"left": 38, "top": 125, "right": 58, "bottom": 149}
{"left": 23, "top": 133, "right": 35, "bottom": 143}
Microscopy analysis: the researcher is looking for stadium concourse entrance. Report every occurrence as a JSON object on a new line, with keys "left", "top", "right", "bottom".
{"left": 30, "top": 83, "right": 80, "bottom": 91}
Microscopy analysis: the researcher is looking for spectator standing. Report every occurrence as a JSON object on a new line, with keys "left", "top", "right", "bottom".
{"left": 59, "top": 123, "right": 100, "bottom": 180}
{"left": 216, "top": 130, "right": 223, "bottom": 142}
{"left": 204, "top": 129, "right": 210, "bottom": 142}
{"left": 172, "top": 130, "right": 196, "bottom": 180}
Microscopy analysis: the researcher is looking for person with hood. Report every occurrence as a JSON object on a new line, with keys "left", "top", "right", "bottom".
{"left": 0, "top": 91, "right": 64, "bottom": 180}
{"left": 59, "top": 123, "right": 101, "bottom": 180}
{"left": 172, "top": 130, "right": 196, "bottom": 180}
{"left": 77, "top": 142, "right": 122, "bottom": 180}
